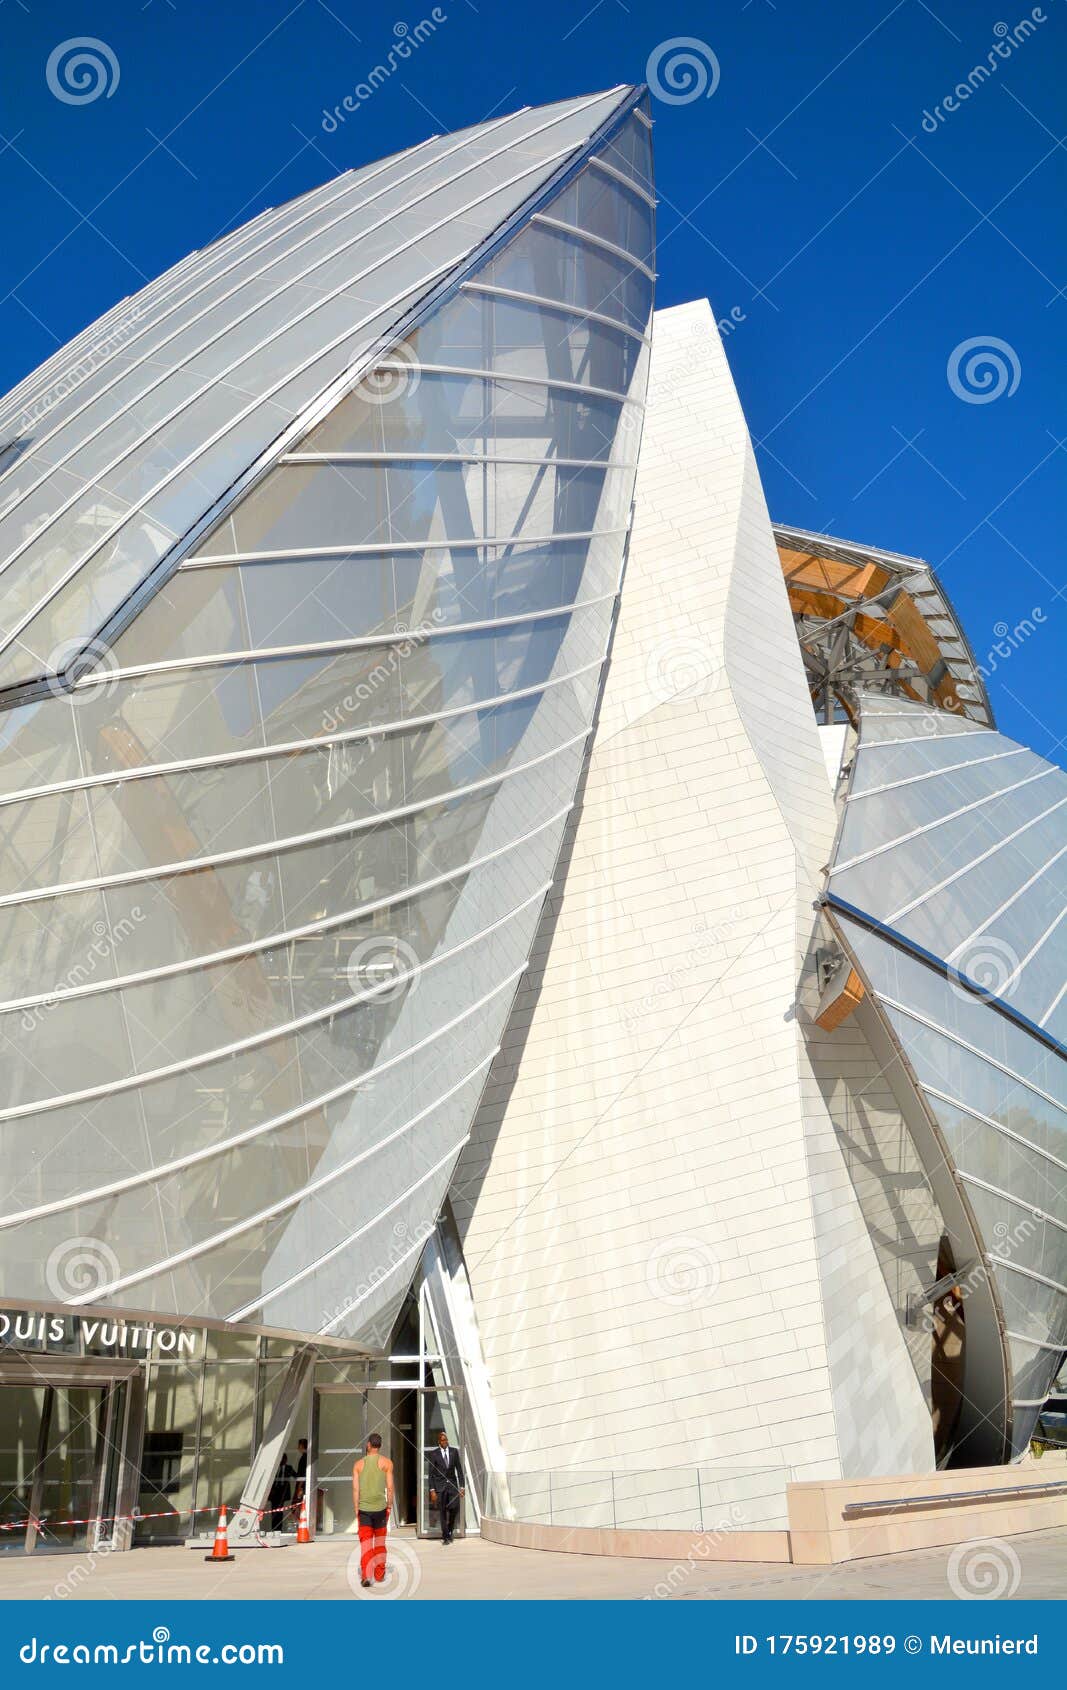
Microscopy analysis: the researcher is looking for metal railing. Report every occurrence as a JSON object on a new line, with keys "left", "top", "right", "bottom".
{"left": 842, "top": 1477, "right": 1067, "bottom": 1517}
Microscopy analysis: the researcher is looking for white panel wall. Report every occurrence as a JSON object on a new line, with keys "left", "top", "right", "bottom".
{"left": 450, "top": 301, "right": 933, "bottom": 1524}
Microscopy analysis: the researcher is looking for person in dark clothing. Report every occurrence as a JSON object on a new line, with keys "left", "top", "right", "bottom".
{"left": 427, "top": 1430, "right": 464, "bottom": 1545}
{"left": 293, "top": 1438, "right": 308, "bottom": 1506}
{"left": 268, "top": 1454, "right": 295, "bottom": 1532}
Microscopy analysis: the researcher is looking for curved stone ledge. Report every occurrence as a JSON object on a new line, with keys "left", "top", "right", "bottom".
{"left": 480, "top": 1514, "right": 791, "bottom": 1563}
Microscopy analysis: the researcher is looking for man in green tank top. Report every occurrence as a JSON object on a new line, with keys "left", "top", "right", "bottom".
{"left": 352, "top": 1434, "right": 394, "bottom": 1587}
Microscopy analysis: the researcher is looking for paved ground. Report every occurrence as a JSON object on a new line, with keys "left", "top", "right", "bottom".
{"left": 1, "top": 1526, "right": 1065, "bottom": 1601}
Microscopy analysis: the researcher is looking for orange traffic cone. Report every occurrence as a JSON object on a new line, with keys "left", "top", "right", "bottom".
{"left": 296, "top": 1497, "right": 310, "bottom": 1544}
{"left": 204, "top": 1504, "right": 235, "bottom": 1562}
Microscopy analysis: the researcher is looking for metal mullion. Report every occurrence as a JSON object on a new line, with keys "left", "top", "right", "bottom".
{"left": 279, "top": 451, "right": 629, "bottom": 466}
{"left": 460, "top": 280, "right": 651, "bottom": 343}
{"left": 315, "top": 1227, "right": 436, "bottom": 1335}
{"left": 846, "top": 748, "right": 1024, "bottom": 799}
{"left": 882, "top": 998, "right": 1065, "bottom": 1112}
{"left": 987, "top": 1255, "right": 1067, "bottom": 1298}
{"left": 885, "top": 793, "right": 1067, "bottom": 921}
{"left": 530, "top": 213, "right": 656, "bottom": 277}
{"left": 959, "top": 1170, "right": 1067, "bottom": 1236}
{"left": 0, "top": 727, "right": 587, "bottom": 912}
{"left": 0, "top": 107, "right": 547, "bottom": 588}
{"left": 371, "top": 360, "right": 637, "bottom": 404}
{"left": 0, "top": 660, "right": 599, "bottom": 812}
{"left": 922, "top": 1084, "right": 1067, "bottom": 1178}
{"left": 187, "top": 527, "right": 626, "bottom": 566}
{"left": 0, "top": 969, "right": 523, "bottom": 1230}
{"left": 944, "top": 848, "right": 1067, "bottom": 972}
{"left": 86, "top": 1064, "right": 496, "bottom": 1305}
{"left": 83, "top": 596, "right": 612, "bottom": 683}
{"left": 585, "top": 154, "right": 658, "bottom": 205}
{"left": 0, "top": 876, "right": 551, "bottom": 1121}
{"left": 832, "top": 768, "right": 1057, "bottom": 873}
{"left": 0, "top": 140, "right": 445, "bottom": 494}
{"left": 0, "top": 102, "right": 615, "bottom": 660}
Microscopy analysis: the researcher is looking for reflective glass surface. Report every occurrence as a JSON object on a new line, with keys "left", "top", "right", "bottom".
{"left": 0, "top": 94, "right": 654, "bottom": 1343}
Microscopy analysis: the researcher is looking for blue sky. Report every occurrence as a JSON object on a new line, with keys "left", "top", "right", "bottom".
{"left": 0, "top": 0, "right": 1063, "bottom": 758}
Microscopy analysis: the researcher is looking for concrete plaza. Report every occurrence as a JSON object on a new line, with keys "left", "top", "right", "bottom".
{"left": 0, "top": 1527, "right": 1065, "bottom": 1602}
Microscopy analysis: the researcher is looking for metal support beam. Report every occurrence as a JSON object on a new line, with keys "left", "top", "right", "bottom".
{"left": 229, "top": 1344, "right": 317, "bottom": 1544}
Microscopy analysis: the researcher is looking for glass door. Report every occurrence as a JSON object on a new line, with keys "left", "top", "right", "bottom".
{"left": 30, "top": 1385, "right": 111, "bottom": 1554}
{"left": 416, "top": 1385, "right": 464, "bottom": 1539}
{"left": 0, "top": 1377, "right": 130, "bottom": 1554}
{"left": 0, "top": 1385, "right": 46, "bottom": 1555}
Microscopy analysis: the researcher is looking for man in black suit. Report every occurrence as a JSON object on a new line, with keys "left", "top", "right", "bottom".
{"left": 427, "top": 1430, "right": 464, "bottom": 1545}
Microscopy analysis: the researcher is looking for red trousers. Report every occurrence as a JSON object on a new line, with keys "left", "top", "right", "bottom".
{"left": 358, "top": 1520, "right": 387, "bottom": 1583}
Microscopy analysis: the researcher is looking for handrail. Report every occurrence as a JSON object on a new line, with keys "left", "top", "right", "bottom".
{"left": 841, "top": 1478, "right": 1067, "bottom": 1517}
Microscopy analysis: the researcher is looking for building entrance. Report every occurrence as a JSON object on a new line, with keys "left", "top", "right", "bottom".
{"left": 0, "top": 1358, "right": 144, "bottom": 1554}
{"left": 307, "top": 1382, "right": 464, "bottom": 1540}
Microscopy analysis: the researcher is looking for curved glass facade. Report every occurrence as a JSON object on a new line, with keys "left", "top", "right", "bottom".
{"left": 0, "top": 90, "right": 655, "bottom": 1346}
{"left": 0, "top": 88, "right": 635, "bottom": 702}
{"left": 828, "top": 694, "right": 1067, "bottom": 1454}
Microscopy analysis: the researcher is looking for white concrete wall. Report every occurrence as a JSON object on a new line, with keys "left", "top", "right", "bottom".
{"left": 450, "top": 300, "right": 933, "bottom": 1523}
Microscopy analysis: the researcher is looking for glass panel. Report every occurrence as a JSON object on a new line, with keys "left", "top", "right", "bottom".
{"left": 136, "top": 1359, "right": 201, "bottom": 1543}
{"left": 195, "top": 1359, "right": 257, "bottom": 1516}
{"left": 0, "top": 1385, "right": 44, "bottom": 1554}
{"left": 35, "top": 1386, "right": 105, "bottom": 1553}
